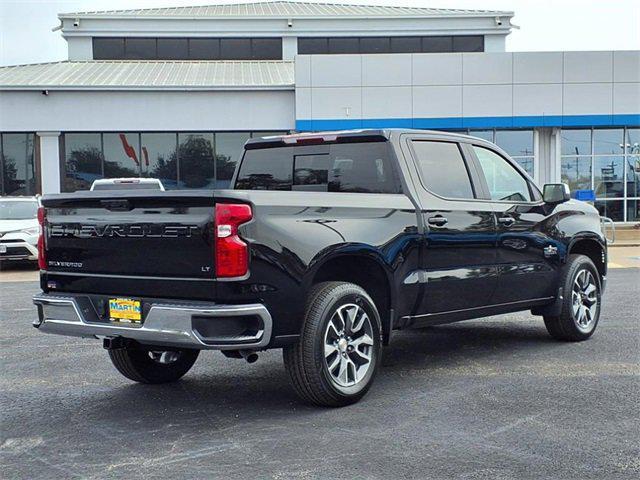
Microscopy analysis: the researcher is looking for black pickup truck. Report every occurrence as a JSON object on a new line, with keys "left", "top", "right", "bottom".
{"left": 33, "top": 129, "right": 607, "bottom": 407}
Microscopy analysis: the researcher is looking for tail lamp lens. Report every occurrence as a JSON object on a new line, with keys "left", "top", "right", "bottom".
{"left": 215, "top": 203, "right": 252, "bottom": 278}
{"left": 37, "top": 207, "right": 46, "bottom": 270}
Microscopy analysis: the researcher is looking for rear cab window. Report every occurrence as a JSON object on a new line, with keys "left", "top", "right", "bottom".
{"left": 235, "top": 141, "right": 401, "bottom": 193}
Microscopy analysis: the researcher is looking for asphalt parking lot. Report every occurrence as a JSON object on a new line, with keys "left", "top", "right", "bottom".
{"left": 1, "top": 269, "right": 638, "bottom": 479}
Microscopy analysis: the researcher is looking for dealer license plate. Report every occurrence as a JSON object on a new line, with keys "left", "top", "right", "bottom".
{"left": 109, "top": 298, "right": 142, "bottom": 323}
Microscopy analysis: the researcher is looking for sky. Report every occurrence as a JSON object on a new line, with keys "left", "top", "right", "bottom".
{"left": 1, "top": 0, "right": 639, "bottom": 66}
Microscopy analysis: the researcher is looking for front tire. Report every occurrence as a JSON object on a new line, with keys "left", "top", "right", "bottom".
{"left": 108, "top": 346, "right": 199, "bottom": 384}
{"left": 283, "top": 282, "right": 382, "bottom": 407}
{"left": 544, "top": 254, "right": 602, "bottom": 342}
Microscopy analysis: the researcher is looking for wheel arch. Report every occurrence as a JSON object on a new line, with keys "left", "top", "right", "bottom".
{"left": 306, "top": 248, "right": 395, "bottom": 345}
{"left": 567, "top": 235, "right": 607, "bottom": 282}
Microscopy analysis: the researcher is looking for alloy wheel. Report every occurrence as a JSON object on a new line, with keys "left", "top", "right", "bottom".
{"left": 572, "top": 269, "right": 598, "bottom": 332}
{"left": 323, "top": 303, "right": 374, "bottom": 387}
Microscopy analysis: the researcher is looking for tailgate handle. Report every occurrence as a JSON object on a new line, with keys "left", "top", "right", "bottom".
{"left": 100, "top": 199, "right": 133, "bottom": 211}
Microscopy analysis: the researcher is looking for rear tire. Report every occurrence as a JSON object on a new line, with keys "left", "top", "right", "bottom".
{"left": 108, "top": 346, "right": 199, "bottom": 384}
{"left": 544, "top": 254, "right": 602, "bottom": 342}
{"left": 283, "top": 282, "right": 382, "bottom": 407}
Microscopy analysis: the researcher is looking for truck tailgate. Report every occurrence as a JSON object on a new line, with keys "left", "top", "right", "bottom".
{"left": 41, "top": 191, "right": 216, "bottom": 279}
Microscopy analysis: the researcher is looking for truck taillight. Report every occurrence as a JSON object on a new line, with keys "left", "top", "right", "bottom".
{"left": 215, "top": 203, "right": 252, "bottom": 278}
{"left": 37, "top": 206, "right": 46, "bottom": 270}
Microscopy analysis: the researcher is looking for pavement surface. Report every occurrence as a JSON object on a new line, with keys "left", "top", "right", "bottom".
{"left": 1, "top": 270, "right": 639, "bottom": 479}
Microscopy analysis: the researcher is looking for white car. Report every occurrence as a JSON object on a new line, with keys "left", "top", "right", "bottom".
{"left": 0, "top": 197, "right": 40, "bottom": 265}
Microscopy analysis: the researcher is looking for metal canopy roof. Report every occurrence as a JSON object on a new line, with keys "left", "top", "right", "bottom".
{"left": 0, "top": 60, "right": 295, "bottom": 91}
{"left": 59, "top": 1, "right": 512, "bottom": 19}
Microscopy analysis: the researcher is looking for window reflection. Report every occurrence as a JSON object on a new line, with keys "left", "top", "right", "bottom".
{"left": 627, "top": 200, "right": 640, "bottom": 222}
{"left": 1, "top": 133, "right": 35, "bottom": 196}
{"left": 215, "top": 132, "right": 250, "bottom": 189}
{"left": 593, "top": 129, "right": 624, "bottom": 155}
{"left": 627, "top": 129, "right": 640, "bottom": 154}
{"left": 561, "top": 156, "right": 592, "bottom": 194}
{"left": 140, "top": 133, "right": 177, "bottom": 189}
{"left": 178, "top": 133, "right": 214, "bottom": 189}
{"left": 627, "top": 156, "right": 640, "bottom": 197}
{"left": 103, "top": 133, "right": 140, "bottom": 178}
{"left": 63, "top": 133, "right": 103, "bottom": 192}
{"left": 595, "top": 200, "right": 623, "bottom": 222}
{"left": 561, "top": 129, "right": 591, "bottom": 155}
{"left": 594, "top": 156, "right": 624, "bottom": 198}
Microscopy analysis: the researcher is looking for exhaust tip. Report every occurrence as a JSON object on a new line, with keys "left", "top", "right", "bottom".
{"left": 240, "top": 350, "right": 259, "bottom": 363}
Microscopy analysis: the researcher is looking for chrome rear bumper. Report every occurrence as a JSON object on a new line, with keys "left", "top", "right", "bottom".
{"left": 33, "top": 294, "right": 272, "bottom": 350}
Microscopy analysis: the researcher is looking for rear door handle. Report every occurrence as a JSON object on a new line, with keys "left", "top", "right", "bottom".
{"left": 428, "top": 216, "right": 448, "bottom": 226}
{"left": 498, "top": 216, "right": 516, "bottom": 227}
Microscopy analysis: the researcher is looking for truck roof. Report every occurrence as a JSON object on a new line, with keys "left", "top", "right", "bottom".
{"left": 246, "top": 128, "right": 483, "bottom": 149}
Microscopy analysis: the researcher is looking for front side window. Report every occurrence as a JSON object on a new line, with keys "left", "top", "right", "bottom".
{"left": 411, "top": 140, "right": 474, "bottom": 199}
{"left": 473, "top": 146, "right": 532, "bottom": 202}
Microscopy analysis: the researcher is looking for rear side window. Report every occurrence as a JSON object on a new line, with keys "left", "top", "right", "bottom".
{"left": 411, "top": 140, "right": 475, "bottom": 199}
{"left": 235, "top": 141, "right": 400, "bottom": 193}
{"left": 472, "top": 146, "right": 532, "bottom": 202}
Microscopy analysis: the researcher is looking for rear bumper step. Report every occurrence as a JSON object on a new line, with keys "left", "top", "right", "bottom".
{"left": 32, "top": 293, "right": 272, "bottom": 350}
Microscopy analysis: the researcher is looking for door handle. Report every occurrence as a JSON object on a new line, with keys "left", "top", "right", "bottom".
{"left": 498, "top": 216, "right": 516, "bottom": 227}
{"left": 428, "top": 216, "right": 448, "bottom": 226}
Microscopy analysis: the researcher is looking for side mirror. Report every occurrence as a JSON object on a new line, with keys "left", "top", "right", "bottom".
{"left": 543, "top": 183, "right": 571, "bottom": 204}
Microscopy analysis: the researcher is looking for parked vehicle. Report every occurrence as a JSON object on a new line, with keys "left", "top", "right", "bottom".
{"left": 33, "top": 130, "right": 607, "bottom": 406}
{"left": 0, "top": 196, "right": 40, "bottom": 267}
{"left": 90, "top": 178, "right": 165, "bottom": 191}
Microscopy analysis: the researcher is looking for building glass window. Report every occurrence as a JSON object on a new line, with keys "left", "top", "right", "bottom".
{"left": 93, "top": 38, "right": 125, "bottom": 60}
{"left": 422, "top": 36, "right": 453, "bottom": 53}
{"left": 189, "top": 38, "right": 220, "bottom": 60}
{"left": 1, "top": 133, "right": 36, "bottom": 196}
{"left": 157, "top": 38, "right": 188, "bottom": 60}
{"left": 627, "top": 156, "right": 640, "bottom": 198}
{"left": 328, "top": 37, "right": 360, "bottom": 54}
{"left": 360, "top": 37, "right": 390, "bottom": 54}
{"left": 453, "top": 36, "right": 484, "bottom": 52}
{"left": 297, "top": 35, "right": 485, "bottom": 55}
{"left": 60, "top": 131, "right": 291, "bottom": 193}
{"left": 220, "top": 38, "right": 252, "bottom": 60}
{"left": 298, "top": 37, "right": 329, "bottom": 55}
{"left": 594, "top": 156, "right": 624, "bottom": 198}
{"left": 63, "top": 133, "right": 103, "bottom": 192}
{"left": 627, "top": 199, "right": 640, "bottom": 222}
{"left": 626, "top": 128, "right": 640, "bottom": 154}
{"left": 140, "top": 133, "right": 178, "bottom": 189}
{"left": 561, "top": 157, "right": 592, "bottom": 193}
{"left": 250, "top": 38, "right": 282, "bottom": 60}
{"left": 177, "top": 133, "right": 215, "bottom": 189}
{"left": 103, "top": 133, "right": 140, "bottom": 178}
{"left": 93, "top": 37, "right": 282, "bottom": 60}
{"left": 390, "top": 37, "right": 422, "bottom": 53}
{"left": 561, "top": 129, "right": 591, "bottom": 155}
{"left": 595, "top": 200, "right": 624, "bottom": 222}
{"left": 593, "top": 129, "right": 624, "bottom": 155}
{"left": 216, "top": 132, "right": 251, "bottom": 189}
{"left": 124, "top": 38, "right": 157, "bottom": 60}
{"left": 561, "top": 127, "right": 640, "bottom": 222}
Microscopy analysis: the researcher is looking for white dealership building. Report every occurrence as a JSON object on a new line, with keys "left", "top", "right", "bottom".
{"left": 0, "top": 1, "right": 638, "bottom": 222}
